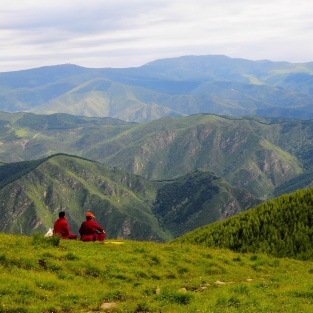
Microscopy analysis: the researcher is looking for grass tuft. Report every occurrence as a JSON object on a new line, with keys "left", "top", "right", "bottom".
{"left": 155, "top": 287, "right": 194, "bottom": 305}
{"left": 32, "top": 233, "right": 61, "bottom": 247}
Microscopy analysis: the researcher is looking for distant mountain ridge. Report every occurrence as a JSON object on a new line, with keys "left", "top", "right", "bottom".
{"left": 1, "top": 55, "right": 313, "bottom": 122}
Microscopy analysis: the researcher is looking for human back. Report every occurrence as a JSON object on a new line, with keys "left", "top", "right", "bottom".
{"left": 53, "top": 211, "right": 77, "bottom": 239}
{"left": 79, "top": 212, "right": 106, "bottom": 241}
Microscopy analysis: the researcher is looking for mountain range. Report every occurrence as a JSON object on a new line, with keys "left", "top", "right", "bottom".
{"left": 1, "top": 54, "right": 313, "bottom": 241}
{"left": 1, "top": 111, "right": 313, "bottom": 239}
{"left": 0, "top": 154, "right": 259, "bottom": 240}
{"left": 0, "top": 112, "right": 312, "bottom": 199}
{"left": 1, "top": 55, "right": 313, "bottom": 122}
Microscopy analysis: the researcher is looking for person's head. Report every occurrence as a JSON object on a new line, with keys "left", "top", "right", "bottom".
{"left": 86, "top": 212, "right": 95, "bottom": 220}
{"left": 59, "top": 211, "right": 66, "bottom": 218}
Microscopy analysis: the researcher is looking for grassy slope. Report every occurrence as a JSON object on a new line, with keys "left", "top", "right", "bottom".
{"left": 1, "top": 234, "right": 313, "bottom": 313}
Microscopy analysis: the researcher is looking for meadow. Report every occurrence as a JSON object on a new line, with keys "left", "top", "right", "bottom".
{"left": 0, "top": 233, "right": 313, "bottom": 312}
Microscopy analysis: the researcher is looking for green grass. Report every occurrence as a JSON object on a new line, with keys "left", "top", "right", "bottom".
{"left": 1, "top": 233, "right": 313, "bottom": 312}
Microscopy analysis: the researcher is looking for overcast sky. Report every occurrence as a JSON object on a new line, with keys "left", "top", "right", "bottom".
{"left": 1, "top": 0, "right": 312, "bottom": 72}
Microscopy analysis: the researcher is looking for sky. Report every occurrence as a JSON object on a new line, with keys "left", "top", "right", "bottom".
{"left": 1, "top": 0, "right": 313, "bottom": 72}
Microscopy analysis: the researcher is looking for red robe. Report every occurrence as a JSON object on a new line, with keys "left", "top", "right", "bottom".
{"left": 79, "top": 219, "right": 105, "bottom": 241}
{"left": 54, "top": 218, "right": 77, "bottom": 239}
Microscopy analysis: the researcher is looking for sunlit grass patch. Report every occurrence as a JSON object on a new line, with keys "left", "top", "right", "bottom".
{"left": 1, "top": 235, "right": 313, "bottom": 312}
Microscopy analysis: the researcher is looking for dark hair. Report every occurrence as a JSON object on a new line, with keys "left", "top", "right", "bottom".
{"left": 59, "top": 211, "right": 66, "bottom": 218}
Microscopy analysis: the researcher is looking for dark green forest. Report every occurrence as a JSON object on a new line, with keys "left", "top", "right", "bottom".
{"left": 175, "top": 187, "right": 313, "bottom": 260}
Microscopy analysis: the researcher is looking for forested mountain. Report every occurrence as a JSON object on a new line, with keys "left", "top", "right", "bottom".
{"left": 0, "top": 154, "right": 258, "bottom": 240}
{"left": 1, "top": 55, "right": 313, "bottom": 122}
{"left": 175, "top": 186, "right": 313, "bottom": 260}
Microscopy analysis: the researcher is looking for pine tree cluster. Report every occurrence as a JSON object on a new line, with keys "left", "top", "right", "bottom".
{"left": 176, "top": 187, "right": 313, "bottom": 260}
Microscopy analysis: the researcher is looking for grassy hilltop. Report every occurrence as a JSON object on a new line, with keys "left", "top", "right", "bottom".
{"left": 1, "top": 233, "right": 313, "bottom": 313}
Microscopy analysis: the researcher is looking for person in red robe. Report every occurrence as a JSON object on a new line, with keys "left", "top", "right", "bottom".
{"left": 53, "top": 211, "right": 77, "bottom": 239}
{"left": 79, "top": 212, "right": 106, "bottom": 241}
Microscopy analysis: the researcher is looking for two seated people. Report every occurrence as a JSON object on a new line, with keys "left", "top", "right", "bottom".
{"left": 53, "top": 211, "right": 106, "bottom": 241}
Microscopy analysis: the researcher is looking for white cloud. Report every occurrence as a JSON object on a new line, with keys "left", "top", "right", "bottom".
{"left": 1, "top": 0, "right": 313, "bottom": 72}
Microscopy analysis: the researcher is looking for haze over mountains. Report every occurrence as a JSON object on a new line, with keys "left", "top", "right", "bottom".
{"left": 1, "top": 55, "right": 313, "bottom": 123}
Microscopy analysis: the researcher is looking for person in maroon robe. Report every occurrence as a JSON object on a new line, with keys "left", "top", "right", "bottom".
{"left": 79, "top": 212, "right": 106, "bottom": 241}
{"left": 53, "top": 211, "right": 77, "bottom": 239}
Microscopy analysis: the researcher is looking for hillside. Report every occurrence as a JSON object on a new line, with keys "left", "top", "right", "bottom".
{"left": 0, "top": 154, "right": 259, "bottom": 240}
{"left": 0, "top": 112, "right": 134, "bottom": 162}
{"left": 175, "top": 186, "right": 313, "bottom": 260}
{"left": 0, "top": 154, "right": 166, "bottom": 241}
{"left": 1, "top": 234, "right": 313, "bottom": 312}
{"left": 1, "top": 55, "right": 313, "bottom": 122}
{"left": 1, "top": 112, "right": 313, "bottom": 200}
{"left": 98, "top": 114, "right": 304, "bottom": 199}
{"left": 153, "top": 169, "right": 260, "bottom": 237}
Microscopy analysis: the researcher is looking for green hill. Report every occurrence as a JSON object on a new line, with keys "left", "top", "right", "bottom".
{"left": 32, "top": 78, "right": 184, "bottom": 122}
{"left": 98, "top": 114, "right": 303, "bottom": 199}
{"left": 0, "top": 233, "right": 313, "bottom": 312}
{"left": 175, "top": 186, "right": 313, "bottom": 260}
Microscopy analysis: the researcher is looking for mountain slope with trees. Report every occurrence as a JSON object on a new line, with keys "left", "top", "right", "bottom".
{"left": 99, "top": 114, "right": 303, "bottom": 199}
{"left": 175, "top": 186, "right": 313, "bottom": 260}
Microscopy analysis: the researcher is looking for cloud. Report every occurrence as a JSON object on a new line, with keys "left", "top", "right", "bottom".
{"left": 1, "top": 0, "right": 313, "bottom": 72}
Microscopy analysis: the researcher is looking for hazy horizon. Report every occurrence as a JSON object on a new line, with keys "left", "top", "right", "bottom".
{"left": 1, "top": 0, "right": 312, "bottom": 72}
